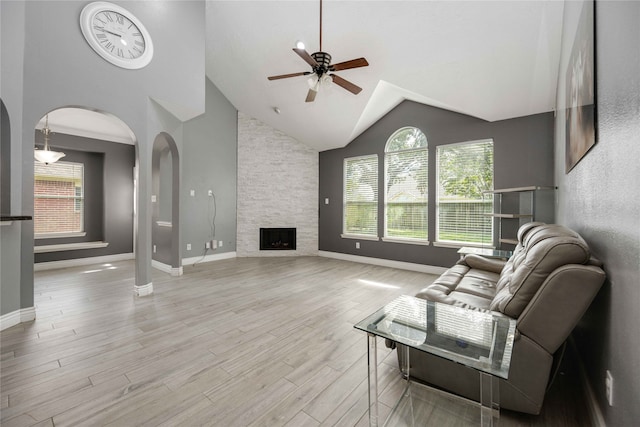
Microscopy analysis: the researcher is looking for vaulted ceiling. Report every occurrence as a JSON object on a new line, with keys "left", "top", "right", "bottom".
{"left": 206, "top": 0, "right": 565, "bottom": 151}
{"left": 45, "top": 1, "right": 565, "bottom": 152}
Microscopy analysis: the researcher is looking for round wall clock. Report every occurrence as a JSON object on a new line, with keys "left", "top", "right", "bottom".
{"left": 80, "top": 1, "right": 154, "bottom": 69}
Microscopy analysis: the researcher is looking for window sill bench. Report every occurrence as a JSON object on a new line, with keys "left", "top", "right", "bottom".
{"left": 34, "top": 241, "right": 109, "bottom": 253}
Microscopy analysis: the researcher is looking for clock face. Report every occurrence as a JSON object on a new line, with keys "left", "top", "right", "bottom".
{"left": 80, "top": 2, "right": 153, "bottom": 69}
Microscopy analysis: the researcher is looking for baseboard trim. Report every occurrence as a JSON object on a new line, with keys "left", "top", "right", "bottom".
{"left": 151, "top": 260, "right": 183, "bottom": 276}
{"left": 182, "top": 251, "right": 237, "bottom": 266}
{"left": 318, "top": 251, "right": 448, "bottom": 275}
{"left": 134, "top": 282, "right": 154, "bottom": 297}
{"left": 34, "top": 253, "right": 134, "bottom": 271}
{"left": 570, "top": 337, "right": 607, "bottom": 427}
{"left": 1, "top": 307, "right": 36, "bottom": 331}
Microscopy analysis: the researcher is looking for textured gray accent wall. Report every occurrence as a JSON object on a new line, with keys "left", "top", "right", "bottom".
{"left": 237, "top": 112, "right": 318, "bottom": 257}
{"left": 319, "top": 101, "right": 554, "bottom": 268}
{"left": 554, "top": 1, "right": 640, "bottom": 425}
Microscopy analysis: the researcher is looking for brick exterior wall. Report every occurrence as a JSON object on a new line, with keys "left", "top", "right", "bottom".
{"left": 237, "top": 112, "right": 318, "bottom": 257}
{"left": 34, "top": 178, "right": 82, "bottom": 234}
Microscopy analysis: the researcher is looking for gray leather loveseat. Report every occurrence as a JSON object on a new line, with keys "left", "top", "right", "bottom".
{"left": 392, "top": 222, "right": 606, "bottom": 414}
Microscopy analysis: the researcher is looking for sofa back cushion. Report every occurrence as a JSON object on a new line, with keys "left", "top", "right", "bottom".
{"left": 490, "top": 223, "right": 591, "bottom": 318}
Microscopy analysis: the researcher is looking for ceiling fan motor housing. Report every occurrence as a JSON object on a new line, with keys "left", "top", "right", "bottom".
{"left": 312, "top": 51, "right": 332, "bottom": 76}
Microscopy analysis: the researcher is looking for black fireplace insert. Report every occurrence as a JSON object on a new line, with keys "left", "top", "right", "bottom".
{"left": 260, "top": 228, "right": 296, "bottom": 250}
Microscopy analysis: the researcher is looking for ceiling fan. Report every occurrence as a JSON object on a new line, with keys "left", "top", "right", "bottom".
{"left": 267, "top": 0, "right": 369, "bottom": 102}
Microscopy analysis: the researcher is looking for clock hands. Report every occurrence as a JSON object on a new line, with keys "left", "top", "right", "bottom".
{"left": 99, "top": 29, "right": 130, "bottom": 47}
{"left": 103, "top": 29, "right": 122, "bottom": 38}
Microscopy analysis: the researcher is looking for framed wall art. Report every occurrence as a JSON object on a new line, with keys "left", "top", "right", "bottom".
{"left": 561, "top": 0, "right": 596, "bottom": 173}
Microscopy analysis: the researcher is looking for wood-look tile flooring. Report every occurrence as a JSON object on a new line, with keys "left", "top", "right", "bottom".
{"left": 1, "top": 257, "right": 590, "bottom": 426}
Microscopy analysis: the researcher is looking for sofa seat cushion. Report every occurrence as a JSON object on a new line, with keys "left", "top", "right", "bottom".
{"left": 416, "top": 264, "right": 499, "bottom": 309}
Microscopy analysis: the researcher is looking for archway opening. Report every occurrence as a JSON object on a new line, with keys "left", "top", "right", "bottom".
{"left": 151, "top": 132, "right": 180, "bottom": 275}
{"left": 32, "top": 107, "right": 138, "bottom": 274}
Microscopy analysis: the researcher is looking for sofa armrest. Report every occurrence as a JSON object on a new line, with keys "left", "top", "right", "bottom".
{"left": 461, "top": 254, "right": 507, "bottom": 274}
{"left": 516, "top": 264, "right": 605, "bottom": 354}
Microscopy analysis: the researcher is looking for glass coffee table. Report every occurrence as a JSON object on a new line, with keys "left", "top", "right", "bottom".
{"left": 354, "top": 295, "right": 516, "bottom": 426}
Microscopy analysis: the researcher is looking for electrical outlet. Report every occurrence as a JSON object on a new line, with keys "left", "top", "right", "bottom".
{"left": 219, "top": 240, "right": 223, "bottom": 248}
{"left": 355, "top": 242, "right": 360, "bottom": 249}
{"left": 208, "top": 190, "right": 213, "bottom": 197}
{"left": 325, "top": 198, "right": 329, "bottom": 205}
{"left": 153, "top": 245, "right": 156, "bottom": 253}
{"left": 190, "top": 189, "right": 195, "bottom": 197}
{"left": 212, "top": 240, "right": 217, "bottom": 249}
{"left": 606, "top": 370, "right": 613, "bottom": 406}
{"left": 186, "top": 243, "right": 191, "bottom": 251}
{"left": 205, "top": 241, "right": 210, "bottom": 249}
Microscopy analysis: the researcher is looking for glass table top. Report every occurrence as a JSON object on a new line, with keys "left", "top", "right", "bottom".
{"left": 354, "top": 295, "right": 516, "bottom": 379}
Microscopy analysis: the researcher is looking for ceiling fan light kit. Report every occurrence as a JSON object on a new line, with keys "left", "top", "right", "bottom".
{"left": 267, "top": 0, "right": 369, "bottom": 102}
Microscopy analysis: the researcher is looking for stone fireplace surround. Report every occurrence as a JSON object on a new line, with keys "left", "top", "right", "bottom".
{"left": 236, "top": 113, "right": 318, "bottom": 257}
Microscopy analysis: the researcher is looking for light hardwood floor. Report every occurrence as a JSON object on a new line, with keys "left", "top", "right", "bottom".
{"left": 1, "top": 257, "right": 590, "bottom": 426}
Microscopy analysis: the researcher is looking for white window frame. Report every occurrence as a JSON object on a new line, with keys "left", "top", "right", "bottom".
{"left": 342, "top": 154, "right": 379, "bottom": 240}
{"left": 435, "top": 139, "right": 494, "bottom": 248}
{"left": 383, "top": 127, "right": 429, "bottom": 245}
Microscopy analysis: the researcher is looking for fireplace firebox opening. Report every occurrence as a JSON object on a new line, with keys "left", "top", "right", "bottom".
{"left": 260, "top": 228, "right": 296, "bottom": 250}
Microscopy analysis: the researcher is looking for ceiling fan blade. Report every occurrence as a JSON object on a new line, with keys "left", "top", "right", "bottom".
{"left": 293, "top": 48, "right": 319, "bottom": 68}
{"left": 268, "top": 71, "right": 311, "bottom": 81}
{"left": 330, "top": 57, "right": 369, "bottom": 71}
{"left": 331, "top": 74, "right": 362, "bottom": 95}
{"left": 305, "top": 89, "right": 317, "bottom": 103}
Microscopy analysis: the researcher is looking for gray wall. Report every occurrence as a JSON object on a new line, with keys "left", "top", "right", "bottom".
{"left": 237, "top": 112, "right": 319, "bottom": 257}
{"left": 33, "top": 133, "right": 135, "bottom": 263}
{"left": 1, "top": 0, "right": 28, "bottom": 316}
{"left": 319, "top": 101, "right": 554, "bottom": 267}
{"left": 181, "top": 78, "right": 238, "bottom": 259}
{"left": 1, "top": 0, "right": 204, "bottom": 315}
{"left": 554, "top": 1, "right": 640, "bottom": 425}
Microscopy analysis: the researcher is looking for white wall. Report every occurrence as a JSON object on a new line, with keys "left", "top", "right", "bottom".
{"left": 237, "top": 113, "right": 318, "bottom": 257}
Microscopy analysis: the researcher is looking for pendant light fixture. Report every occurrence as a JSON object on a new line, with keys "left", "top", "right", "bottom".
{"left": 34, "top": 114, "right": 65, "bottom": 165}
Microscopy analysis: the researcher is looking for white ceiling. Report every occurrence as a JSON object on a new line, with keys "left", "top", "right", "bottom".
{"left": 37, "top": 107, "right": 136, "bottom": 145}
{"left": 45, "top": 1, "right": 565, "bottom": 153}
{"left": 206, "top": 0, "right": 565, "bottom": 151}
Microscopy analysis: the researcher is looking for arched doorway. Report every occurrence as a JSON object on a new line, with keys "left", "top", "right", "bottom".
{"left": 151, "top": 132, "right": 181, "bottom": 275}
{"left": 32, "top": 107, "right": 138, "bottom": 278}
{"left": 1, "top": 100, "right": 11, "bottom": 214}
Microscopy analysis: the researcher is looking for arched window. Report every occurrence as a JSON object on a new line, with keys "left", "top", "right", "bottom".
{"left": 384, "top": 127, "right": 428, "bottom": 242}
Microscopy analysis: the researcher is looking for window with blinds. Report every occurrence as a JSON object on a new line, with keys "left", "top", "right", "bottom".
{"left": 343, "top": 155, "right": 378, "bottom": 237}
{"left": 436, "top": 139, "right": 493, "bottom": 245}
{"left": 384, "top": 127, "right": 428, "bottom": 241}
{"left": 34, "top": 161, "right": 84, "bottom": 235}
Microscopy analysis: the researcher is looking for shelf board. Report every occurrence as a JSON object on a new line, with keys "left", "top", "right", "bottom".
{"left": 483, "top": 186, "right": 556, "bottom": 194}
{"left": 499, "top": 238, "right": 519, "bottom": 245}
